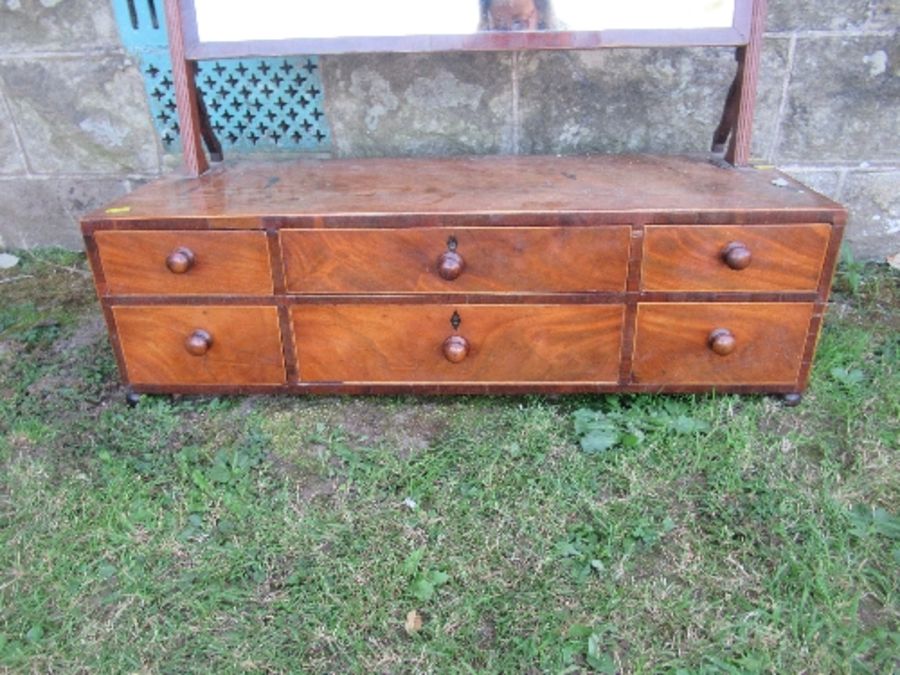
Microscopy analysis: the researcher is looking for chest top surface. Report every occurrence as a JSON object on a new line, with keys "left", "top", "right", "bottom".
{"left": 87, "top": 155, "right": 843, "bottom": 225}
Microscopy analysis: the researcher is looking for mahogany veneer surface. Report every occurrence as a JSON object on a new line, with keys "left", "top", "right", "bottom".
{"left": 96, "top": 230, "right": 273, "bottom": 295}
{"left": 82, "top": 155, "right": 846, "bottom": 395}
{"left": 292, "top": 304, "right": 624, "bottom": 383}
{"left": 281, "top": 227, "right": 630, "bottom": 293}
{"left": 642, "top": 224, "right": 830, "bottom": 292}
{"left": 632, "top": 303, "right": 815, "bottom": 385}
{"left": 85, "top": 155, "right": 844, "bottom": 226}
{"left": 114, "top": 306, "right": 285, "bottom": 385}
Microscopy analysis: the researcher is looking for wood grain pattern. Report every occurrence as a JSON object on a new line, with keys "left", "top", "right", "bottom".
{"left": 292, "top": 304, "right": 624, "bottom": 383}
{"left": 281, "top": 227, "right": 630, "bottom": 293}
{"left": 95, "top": 231, "right": 272, "bottom": 295}
{"left": 83, "top": 156, "right": 845, "bottom": 226}
{"left": 632, "top": 303, "right": 814, "bottom": 385}
{"left": 642, "top": 224, "right": 831, "bottom": 292}
{"left": 727, "top": 0, "right": 767, "bottom": 165}
{"left": 164, "top": 0, "right": 208, "bottom": 175}
{"left": 114, "top": 306, "right": 285, "bottom": 385}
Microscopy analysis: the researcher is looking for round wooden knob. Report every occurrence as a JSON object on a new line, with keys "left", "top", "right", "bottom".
{"left": 184, "top": 329, "right": 213, "bottom": 356}
{"left": 437, "top": 251, "right": 465, "bottom": 281}
{"left": 442, "top": 335, "right": 469, "bottom": 363}
{"left": 721, "top": 241, "right": 752, "bottom": 270}
{"left": 166, "top": 247, "right": 196, "bottom": 274}
{"left": 708, "top": 328, "right": 736, "bottom": 356}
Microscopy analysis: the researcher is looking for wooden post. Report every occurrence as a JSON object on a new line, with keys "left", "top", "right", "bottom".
{"left": 726, "top": 0, "right": 767, "bottom": 166}
{"left": 164, "top": 0, "right": 208, "bottom": 176}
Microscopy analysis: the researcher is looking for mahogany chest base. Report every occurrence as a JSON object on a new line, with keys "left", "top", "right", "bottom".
{"left": 82, "top": 154, "right": 846, "bottom": 398}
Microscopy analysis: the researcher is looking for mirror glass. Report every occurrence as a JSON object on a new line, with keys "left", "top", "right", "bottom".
{"left": 194, "top": 0, "right": 737, "bottom": 43}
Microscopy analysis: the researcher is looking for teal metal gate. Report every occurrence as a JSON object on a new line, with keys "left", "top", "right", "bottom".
{"left": 110, "top": 0, "right": 331, "bottom": 154}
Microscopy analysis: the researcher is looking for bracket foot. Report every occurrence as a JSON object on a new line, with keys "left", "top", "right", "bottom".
{"left": 125, "top": 390, "right": 141, "bottom": 408}
{"left": 782, "top": 393, "right": 803, "bottom": 407}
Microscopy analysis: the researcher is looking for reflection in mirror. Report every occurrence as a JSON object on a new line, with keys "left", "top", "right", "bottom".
{"left": 194, "top": 0, "right": 737, "bottom": 43}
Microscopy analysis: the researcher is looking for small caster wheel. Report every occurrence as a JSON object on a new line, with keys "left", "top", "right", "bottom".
{"left": 782, "top": 393, "right": 803, "bottom": 407}
{"left": 125, "top": 390, "right": 141, "bottom": 408}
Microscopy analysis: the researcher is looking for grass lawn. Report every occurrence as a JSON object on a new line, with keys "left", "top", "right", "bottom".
{"left": 0, "top": 249, "right": 897, "bottom": 673}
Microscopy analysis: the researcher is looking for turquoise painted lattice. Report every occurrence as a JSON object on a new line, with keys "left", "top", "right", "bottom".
{"left": 111, "top": 0, "right": 331, "bottom": 153}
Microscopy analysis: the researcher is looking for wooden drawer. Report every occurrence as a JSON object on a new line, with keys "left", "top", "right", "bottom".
{"left": 95, "top": 231, "right": 273, "bottom": 295}
{"left": 292, "top": 304, "right": 624, "bottom": 383}
{"left": 641, "top": 224, "right": 831, "bottom": 292}
{"left": 632, "top": 303, "right": 814, "bottom": 385}
{"left": 113, "top": 306, "right": 285, "bottom": 385}
{"left": 281, "top": 227, "right": 630, "bottom": 293}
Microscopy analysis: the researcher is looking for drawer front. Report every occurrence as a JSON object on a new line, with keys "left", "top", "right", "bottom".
{"left": 281, "top": 227, "right": 630, "bottom": 293}
{"left": 642, "top": 224, "right": 831, "bottom": 292}
{"left": 632, "top": 303, "right": 814, "bottom": 385}
{"left": 292, "top": 304, "right": 624, "bottom": 383}
{"left": 95, "top": 231, "right": 273, "bottom": 295}
{"left": 114, "top": 306, "right": 285, "bottom": 385}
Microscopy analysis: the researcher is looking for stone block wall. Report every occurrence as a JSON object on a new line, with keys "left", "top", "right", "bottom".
{"left": 0, "top": 0, "right": 897, "bottom": 258}
{"left": 0, "top": 0, "right": 161, "bottom": 249}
